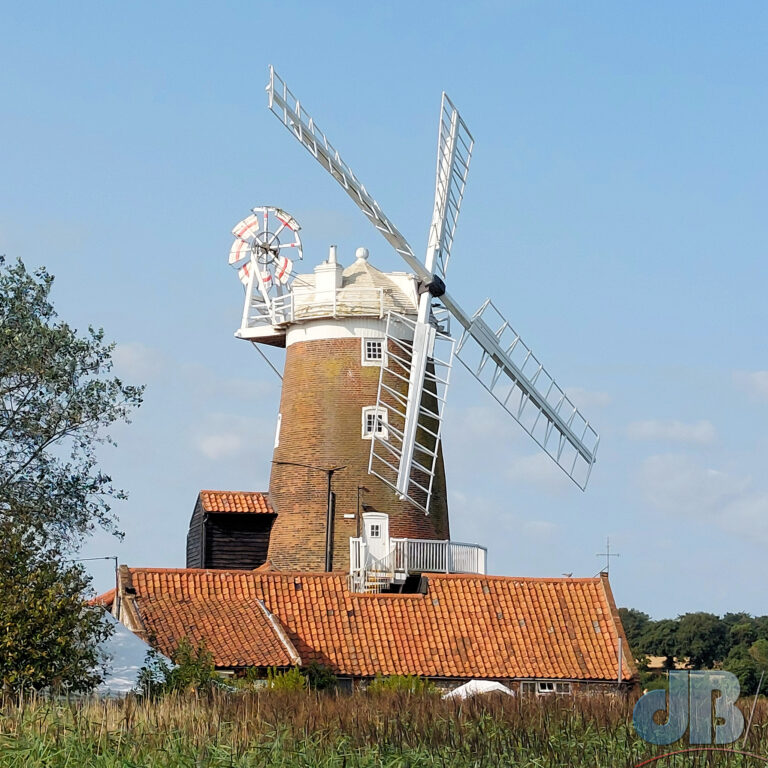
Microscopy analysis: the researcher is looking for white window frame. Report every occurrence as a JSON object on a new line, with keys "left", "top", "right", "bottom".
{"left": 362, "top": 406, "right": 388, "bottom": 440}
{"left": 369, "top": 523, "right": 381, "bottom": 538}
{"left": 535, "top": 681, "right": 571, "bottom": 695}
{"left": 361, "top": 337, "right": 386, "bottom": 367}
{"left": 274, "top": 413, "right": 282, "bottom": 448}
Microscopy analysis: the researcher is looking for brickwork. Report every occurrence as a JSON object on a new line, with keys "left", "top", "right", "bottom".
{"left": 268, "top": 336, "right": 450, "bottom": 572}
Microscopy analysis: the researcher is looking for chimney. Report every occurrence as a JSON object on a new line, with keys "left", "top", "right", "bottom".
{"left": 314, "top": 244, "right": 344, "bottom": 294}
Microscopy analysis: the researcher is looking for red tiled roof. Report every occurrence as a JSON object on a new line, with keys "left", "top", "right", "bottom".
{"left": 123, "top": 568, "right": 635, "bottom": 681}
{"left": 199, "top": 491, "right": 274, "bottom": 514}
{"left": 89, "top": 588, "right": 115, "bottom": 607}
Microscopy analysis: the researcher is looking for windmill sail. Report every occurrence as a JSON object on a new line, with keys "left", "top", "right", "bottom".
{"left": 369, "top": 313, "right": 455, "bottom": 514}
{"left": 394, "top": 93, "right": 473, "bottom": 510}
{"left": 429, "top": 94, "right": 473, "bottom": 280}
{"left": 453, "top": 299, "right": 599, "bottom": 489}
{"left": 265, "top": 66, "right": 599, "bottom": 494}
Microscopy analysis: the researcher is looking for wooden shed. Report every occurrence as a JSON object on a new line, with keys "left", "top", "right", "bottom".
{"left": 186, "top": 491, "right": 276, "bottom": 570}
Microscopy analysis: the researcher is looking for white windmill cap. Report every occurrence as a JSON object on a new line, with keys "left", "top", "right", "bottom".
{"left": 355, "top": 247, "right": 369, "bottom": 261}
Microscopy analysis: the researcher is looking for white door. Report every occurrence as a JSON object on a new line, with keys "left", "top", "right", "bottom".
{"left": 362, "top": 512, "right": 389, "bottom": 562}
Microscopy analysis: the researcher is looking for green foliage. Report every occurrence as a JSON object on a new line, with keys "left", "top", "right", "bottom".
{"left": 135, "top": 648, "right": 175, "bottom": 697}
{"left": 730, "top": 620, "right": 758, "bottom": 648}
{"left": 620, "top": 605, "right": 768, "bottom": 680}
{"left": 0, "top": 257, "right": 143, "bottom": 547}
{"left": 266, "top": 666, "right": 308, "bottom": 691}
{"left": 675, "top": 612, "right": 728, "bottom": 668}
{"left": 10, "top": 690, "right": 768, "bottom": 767}
{"left": 638, "top": 618, "right": 679, "bottom": 668}
{"left": 367, "top": 674, "right": 438, "bottom": 695}
{"left": 302, "top": 661, "right": 338, "bottom": 691}
{"left": 171, "top": 638, "right": 216, "bottom": 692}
{"left": 750, "top": 638, "right": 768, "bottom": 668}
{"left": 136, "top": 637, "right": 216, "bottom": 695}
{"left": 617, "top": 607, "right": 649, "bottom": 654}
{"left": 0, "top": 522, "right": 112, "bottom": 693}
{"left": 0, "top": 257, "right": 142, "bottom": 694}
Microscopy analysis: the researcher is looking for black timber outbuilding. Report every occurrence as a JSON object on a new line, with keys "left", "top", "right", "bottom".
{"left": 186, "top": 491, "right": 276, "bottom": 570}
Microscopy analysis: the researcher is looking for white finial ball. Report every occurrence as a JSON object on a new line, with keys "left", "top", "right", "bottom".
{"left": 355, "top": 247, "right": 369, "bottom": 261}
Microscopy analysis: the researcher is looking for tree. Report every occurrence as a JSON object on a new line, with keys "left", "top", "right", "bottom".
{"left": 0, "top": 257, "right": 142, "bottom": 547}
{"left": 639, "top": 619, "right": 679, "bottom": 668}
{"left": 675, "top": 612, "right": 727, "bottom": 668}
{"left": 0, "top": 522, "right": 111, "bottom": 692}
{"left": 0, "top": 257, "right": 142, "bottom": 691}
{"left": 618, "top": 608, "right": 651, "bottom": 654}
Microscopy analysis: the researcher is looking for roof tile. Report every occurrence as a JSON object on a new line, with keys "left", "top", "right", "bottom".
{"left": 122, "top": 569, "right": 636, "bottom": 681}
{"left": 199, "top": 490, "right": 274, "bottom": 514}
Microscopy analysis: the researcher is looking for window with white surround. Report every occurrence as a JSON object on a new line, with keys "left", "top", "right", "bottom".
{"left": 361, "top": 337, "right": 386, "bottom": 366}
{"left": 535, "top": 681, "right": 571, "bottom": 695}
{"left": 369, "top": 523, "right": 381, "bottom": 538}
{"left": 362, "top": 406, "right": 388, "bottom": 439}
{"left": 274, "top": 413, "right": 282, "bottom": 448}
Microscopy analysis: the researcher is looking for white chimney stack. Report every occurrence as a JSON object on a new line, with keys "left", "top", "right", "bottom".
{"left": 315, "top": 245, "right": 343, "bottom": 293}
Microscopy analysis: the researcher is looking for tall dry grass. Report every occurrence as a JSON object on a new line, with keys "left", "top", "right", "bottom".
{"left": 1, "top": 690, "right": 767, "bottom": 767}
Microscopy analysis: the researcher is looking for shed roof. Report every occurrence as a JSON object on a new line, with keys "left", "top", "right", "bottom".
{"left": 198, "top": 491, "right": 274, "bottom": 515}
{"left": 108, "top": 568, "right": 635, "bottom": 682}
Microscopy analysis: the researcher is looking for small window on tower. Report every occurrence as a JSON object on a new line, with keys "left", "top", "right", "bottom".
{"left": 362, "top": 406, "right": 388, "bottom": 439}
{"left": 362, "top": 337, "right": 385, "bottom": 366}
{"left": 370, "top": 524, "right": 381, "bottom": 538}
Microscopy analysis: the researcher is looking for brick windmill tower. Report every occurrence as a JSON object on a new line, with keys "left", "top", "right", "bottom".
{"left": 215, "top": 68, "right": 600, "bottom": 591}
{"left": 230, "top": 212, "right": 451, "bottom": 574}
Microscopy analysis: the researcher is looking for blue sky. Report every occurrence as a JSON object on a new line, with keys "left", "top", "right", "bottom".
{"left": 2, "top": 2, "right": 767, "bottom": 619}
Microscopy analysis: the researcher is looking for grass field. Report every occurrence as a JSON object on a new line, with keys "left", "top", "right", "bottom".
{"left": 1, "top": 691, "right": 767, "bottom": 767}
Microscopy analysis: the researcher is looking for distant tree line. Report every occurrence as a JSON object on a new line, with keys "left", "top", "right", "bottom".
{"left": 619, "top": 608, "right": 768, "bottom": 693}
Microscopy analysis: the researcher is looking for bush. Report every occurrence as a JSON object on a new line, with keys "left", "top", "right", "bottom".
{"left": 302, "top": 661, "right": 338, "bottom": 691}
{"left": 136, "top": 648, "right": 174, "bottom": 697}
{"left": 266, "top": 666, "right": 308, "bottom": 691}
{"left": 136, "top": 637, "right": 215, "bottom": 695}
{"left": 367, "top": 674, "right": 438, "bottom": 695}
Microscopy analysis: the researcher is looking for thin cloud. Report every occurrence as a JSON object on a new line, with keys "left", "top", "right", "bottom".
{"left": 565, "top": 387, "right": 612, "bottom": 409}
{"left": 733, "top": 371, "right": 768, "bottom": 403}
{"left": 112, "top": 342, "right": 165, "bottom": 380}
{"left": 196, "top": 432, "right": 244, "bottom": 461}
{"left": 522, "top": 520, "right": 558, "bottom": 537}
{"left": 506, "top": 452, "right": 570, "bottom": 493}
{"left": 637, "top": 453, "right": 768, "bottom": 544}
{"left": 627, "top": 419, "right": 716, "bottom": 446}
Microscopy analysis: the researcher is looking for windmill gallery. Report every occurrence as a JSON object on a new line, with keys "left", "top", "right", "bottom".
{"left": 98, "top": 68, "right": 635, "bottom": 693}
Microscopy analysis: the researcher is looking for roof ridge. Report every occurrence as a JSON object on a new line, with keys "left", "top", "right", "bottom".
{"left": 199, "top": 489, "right": 270, "bottom": 495}
{"left": 126, "top": 567, "right": 603, "bottom": 584}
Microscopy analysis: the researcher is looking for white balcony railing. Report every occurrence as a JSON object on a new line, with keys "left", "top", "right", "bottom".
{"left": 241, "top": 287, "right": 386, "bottom": 332}
{"left": 348, "top": 537, "right": 487, "bottom": 593}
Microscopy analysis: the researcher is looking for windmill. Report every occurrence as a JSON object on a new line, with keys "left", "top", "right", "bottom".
{"left": 262, "top": 66, "right": 599, "bottom": 513}
{"left": 223, "top": 67, "right": 599, "bottom": 582}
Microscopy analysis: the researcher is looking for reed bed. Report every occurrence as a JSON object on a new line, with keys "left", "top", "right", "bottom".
{"left": 1, "top": 690, "right": 767, "bottom": 767}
